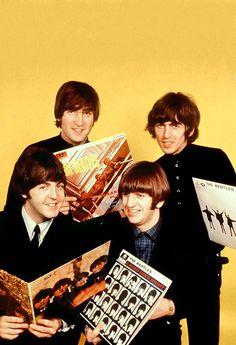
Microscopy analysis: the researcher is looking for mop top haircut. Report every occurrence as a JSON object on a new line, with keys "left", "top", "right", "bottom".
{"left": 12, "top": 146, "right": 67, "bottom": 203}
{"left": 54, "top": 80, "right": 100, "bottom": 128}
{"left": 118, "top": 160, "right": 170, "bottom": 209}
{"left": 146, "top": 91, "right": 200, "bottom": 144}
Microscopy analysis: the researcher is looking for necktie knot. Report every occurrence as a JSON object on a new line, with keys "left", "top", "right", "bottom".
{"left": 31, "top": 225, "right": 40, "bottom": 248}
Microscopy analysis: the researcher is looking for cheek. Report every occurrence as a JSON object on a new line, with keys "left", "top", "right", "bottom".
{"left": 85, "top": 118, "right": 94, "bottom": 128}
{"left": 154, "top": 132, "right": 162, "bottom": 143}
{"left": 60, "top": 116, "right": 71, "bottom": 127}
{"left": 153, "top": 127, "right": 158, "bottom": 137}
{"left": 58, "top": 191, "right": 65, "bottom": 200}
{"left": 122, "top": 197, "right": 127, "bottom": 206}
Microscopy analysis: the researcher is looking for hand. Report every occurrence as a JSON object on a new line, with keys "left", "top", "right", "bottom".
{"left": 0, "top": 315, "right": 28, "bottom": 340}
{"left": 28, "top": 318, "right": 62, "bottom": 338}
{"left": 60, "top": 196, "right": 77, "bottom": 215}
{"left": 149, "top": 298, "right": 175, "bottom": 320}
{"left": 85, "top": 322, "right": 104, "bottom": 344}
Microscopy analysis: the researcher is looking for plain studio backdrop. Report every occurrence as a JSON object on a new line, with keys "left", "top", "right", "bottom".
{"left": 0, "top": 1, "right": 236, "bottom": 344}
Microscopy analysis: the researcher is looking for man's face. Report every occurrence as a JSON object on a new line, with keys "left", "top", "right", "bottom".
{"left": 76, "top": 276, "right": 88, "bottom": 287}
{"left": 148, "top": 294, "right": 155, "bottom": 303}
{"left": 54, "top": 283, "right": 69, "bottom": 298}
{"left": 60, "top": 108, "right": 94, "bottom": 146}
{"left": 122, "top": 192, "right": 161, "bottom": 231}
{"left": 119, "top": 314, "right": 125, "bottom": 323}
{"left": 34, "top": 295, "right": 51, "bottom": 310}
{"left": 24, "top": 181, "right": 65, "bottom": 223}
{"left": 154, "top": 121, "right": 189, "bottom": 155}
{"left": 92, "top": 261, "right": 106, "bottom": 273}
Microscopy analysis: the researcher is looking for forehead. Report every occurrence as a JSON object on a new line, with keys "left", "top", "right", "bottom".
{"left": 156, "top": 120, "right": 184, "bottom": 126}
{"left": 66, "top": 103, "right": 94, "bottom": 111}
{"left": 122, "top": 191, "right": 152, "bottom": 199}
{"left": 34, "top": 180, "right": 63, "bottom": 188}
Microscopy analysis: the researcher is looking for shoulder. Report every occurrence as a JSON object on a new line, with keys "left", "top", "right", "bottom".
{"left": 0, "top": 211, "right": 25, "bottom": 245}
{"left": 25, "top": 134, "right": 70, "bottom": 153}
{"left": 186, "top": 144, "right": 226, "bottom": 157}
{"left": 186, "top": 144, "right": 234, "bottom": 167}
{"left": 186, "top": 145, "right": 235, "bottom": 184}
{"left": 157, "top": 144, "right": 231, "bottom": 163}
{"left": 51, "top": 213, "right": 75, "bottom": 229}
{"left": 0, "top": 210, "right": 22, "bottom": 225}
{"left": 157, "top": 144, "right": 235, "bottom": 184}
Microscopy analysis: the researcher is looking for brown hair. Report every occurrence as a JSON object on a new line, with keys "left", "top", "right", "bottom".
{"left": 118, "top": 161, "right": 170, "bottom": 209}
{"left": 146, "top": 92, "right": 200, "bottom": 143}
{"left": 12, "top": 146, "right": 66, "bottom": 203}
{"left": 54, "top": 81, "right": 100, "bottom": 127}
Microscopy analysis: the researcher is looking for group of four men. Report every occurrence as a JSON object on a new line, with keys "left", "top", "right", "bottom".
{"left": 0, "top": 81, "right": 235, "bottom": 345}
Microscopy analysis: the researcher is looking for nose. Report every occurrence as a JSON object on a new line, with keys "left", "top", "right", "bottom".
{"left": 48, "top": 186, "right": 58, "bottom": 199}
{"left": 126, "top": 193, "right": 137, "bottom": 206}
{"left": 163, "top": 124, "right": 172, "bottom": 138}
{"left": 73, "top": 111, "right": 83, "bottom": 125}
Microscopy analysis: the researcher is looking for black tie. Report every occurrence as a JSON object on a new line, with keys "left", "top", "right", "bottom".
{"left": 31, "top": 225, "right": 40, "bottom": 248}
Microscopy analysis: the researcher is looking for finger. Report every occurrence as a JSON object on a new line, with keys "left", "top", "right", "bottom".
{"left": 64, "top": 196, "right": 77, "bottom": 202}
{"left": 29, "top": 324, "right": 55, "bottom": 337}
{"left": 1, "top": 316, "right": 25, "bottom": 323}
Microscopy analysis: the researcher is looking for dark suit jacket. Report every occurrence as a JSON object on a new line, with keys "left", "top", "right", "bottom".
{"left": 157, "top": 144, "right": 236, "bottom": 257}
{"left": 0, "top": 210, "right": 85, "bottom": 345}
{"left": 93, "top": 216, "right": 182, "bottom": 345}
{"left": 157, "top": 144, "right": 236, "bottom": 315}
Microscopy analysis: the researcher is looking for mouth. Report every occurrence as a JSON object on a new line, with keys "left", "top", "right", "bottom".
{"left": 72, "top": 128, "right": 84, "bottom": 133}
{"left": 162, "top": 141, "right": 173, "bottom": 146}
{"left": 45, "top": 202, "right": 61, "bottom": 210}
{"left": 125, "top": 208, "right": 140, "bottom": 217}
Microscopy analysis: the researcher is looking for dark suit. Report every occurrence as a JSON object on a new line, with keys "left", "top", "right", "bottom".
{"left": 157, "top": 144, "right": 236, "bottom": 345}
{"left": 0, "top": 210, "right": 85, "bottom": 345}
{"left": 88, "top": 216, "right": 182, "bottom": 345}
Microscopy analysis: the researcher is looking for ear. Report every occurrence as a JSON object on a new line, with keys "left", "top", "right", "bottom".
{"left": 188, "top": 128, "right": 195, "bottom": 138}
{"left": 156, "top": 200, "right": 165, "bottom": 209}
{"left": 56, "top": 118, "right": 62, "bottom": 127}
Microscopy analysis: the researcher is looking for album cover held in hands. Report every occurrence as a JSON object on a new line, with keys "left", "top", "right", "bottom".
{"left": 54, "top": 133, "right": 133, "bottom": 222}
{"left": 0, "top": 241, "right": 110, "bottom": 323}
{"left": 80, "top": 249, "right": 172, "bottom": 345}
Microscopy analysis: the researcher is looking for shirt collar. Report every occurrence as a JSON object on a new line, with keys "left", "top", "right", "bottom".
{"left": 132, "top": 220, "right": 161, "bottom": 242}
{"left": 21, "top": 206, "right": 53, "bottom": 243}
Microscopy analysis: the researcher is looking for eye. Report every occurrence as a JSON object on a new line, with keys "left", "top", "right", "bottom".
{"left": 135, "top": 192, "right": 147, "bottom": 198}
{"left": 65, "top": 110, "right": 74, "bottom": 115}
{"left": 82, "top": 111, "right": 93, "bottom": 119}
{"left": 172, "top": 123, "right": 182, "bottom": 129}
{"left": 39, "top": 184, "right": 47, "bottom": 189}
{"left": 155, "top": 123, "right": 164, "bottom": 129}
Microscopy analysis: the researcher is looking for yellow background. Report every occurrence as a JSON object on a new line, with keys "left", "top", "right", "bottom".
{"left": 0, "top": 1, "right": 236, "bottom": 344}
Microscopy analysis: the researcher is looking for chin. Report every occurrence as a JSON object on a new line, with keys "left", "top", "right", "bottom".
{"left": 45, "top": 211, "right": 59, "bottom": 219}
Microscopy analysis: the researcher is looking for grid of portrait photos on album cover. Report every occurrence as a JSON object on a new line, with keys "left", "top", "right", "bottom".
{"left": 81, "top": 249, "right": 172, "bottom": 345}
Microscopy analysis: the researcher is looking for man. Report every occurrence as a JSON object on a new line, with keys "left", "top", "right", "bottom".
{"left": 5, "top": 80, "right": 121, "bottom": 250}
{"left": 5, "top": 80, "right": 100, "bottom": 213}
{"left": 86, "top": 161, "right": 181, "bottom": 345}
{"left": 146, "top": 92, "right": 236, "bottom": 345}
{"left": 29, "top": 80, "right": 100, "bottom": 151}
{"left": 0, "top": 147, "right": 84, "bottom": 345}
{"left": 33, "top": 289, "right": 53, "bottom": 321}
